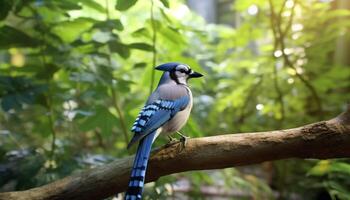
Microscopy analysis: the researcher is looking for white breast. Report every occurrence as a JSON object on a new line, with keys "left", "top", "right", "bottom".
{"left": 161, "top": 86, "right": 193, "bottom": 135}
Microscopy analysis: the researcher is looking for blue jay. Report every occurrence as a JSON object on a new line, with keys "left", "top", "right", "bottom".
{"left": 124, "top": 62, "right": 203, "bottom": 200}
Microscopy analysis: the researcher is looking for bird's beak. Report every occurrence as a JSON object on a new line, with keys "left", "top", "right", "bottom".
{"left": 189, "top": 71, "right": 203, "bottom": 78}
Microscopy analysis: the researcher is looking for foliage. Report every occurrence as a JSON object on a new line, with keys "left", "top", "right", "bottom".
{"left": 0, "top": 0, "right": 349, "bottom": 199}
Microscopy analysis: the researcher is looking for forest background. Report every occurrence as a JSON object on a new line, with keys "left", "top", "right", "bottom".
{"left": 0, "top": 0, "right": 350, "bottom": 199}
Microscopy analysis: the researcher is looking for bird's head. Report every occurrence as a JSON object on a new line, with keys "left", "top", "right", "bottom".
{"left": 155, "top": 62, "right": 203, "bottom": 85}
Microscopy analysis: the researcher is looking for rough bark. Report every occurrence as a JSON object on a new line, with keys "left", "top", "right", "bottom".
{"left": 1, "top": 107, "right": 350, "bottom": 200}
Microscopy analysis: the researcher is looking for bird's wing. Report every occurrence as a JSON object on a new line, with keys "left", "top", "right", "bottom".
{"left": 127, "top": 96, "right": 189, "bottom": 148}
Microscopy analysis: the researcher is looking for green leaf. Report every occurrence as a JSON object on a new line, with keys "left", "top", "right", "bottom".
{"left": 52, "top": 18, "right": 95, "bottom": 43}
{"left": 0, "top": 76, "right": 47, "bottom": 111}
{"left": 158, "top": 24, "right": 186, "bottom": 45}
{"left": 92, "top": 31, "right": 113, "bottom": 43}
{"left": 159, "top": 0, "right": 169, "bottom": 8}
{"left": 1, "top": 95, "right": 21, "bottom": 111}
{"left": 115, "top": 0, "right": 138, "bottom": 11}
{"left": 330, "top": 162, "right": 350, "bottom": 176}
{"left": 0, "top": 0, "right": 13, "bottom": 20}
{"left": 108, "top": 41, "right": 130, "bottom": 58}
{"left": 115, "top": 78, "right": 134, "bottom": 93}
{"left": 134, "top": 62, "right": 147, "bottom": 68}
{"left": 0, "top": 26, "right": 40, "bottom": 49}
{"left": 36, "top": 63, "right": 60, "bottom": 80}
{"left": 132, "top": 28, "right": 151, "bottom": 38}
{"left": 308, "top": 160, "right": 330, "bottom": 176}
{"left": 80, "top": 106, "right": 118, "bottom": 136}
{"left": 94, "top": 19, "right": 124, "bottom": 31}
{"left": 79, "top": 0, "right": 105, "bottom": 13}
{"left": 128, "top": 42, "right": 154, "bottom": 51}
{"left": 52, "top": 0, "right": 82, "bottom": 10}
{"left": 327, "top": 181, "right": 350, "bottom": 200}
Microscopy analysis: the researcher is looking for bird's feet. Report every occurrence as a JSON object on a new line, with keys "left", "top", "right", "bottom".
{"left": 165, "top": 136, "right": 178, "bottom": 147}
{"left": 177, "top": 131, "right": 190, "bottom": 148}
{"left": 168, "top": 135, "right": 177, "bottom": 142}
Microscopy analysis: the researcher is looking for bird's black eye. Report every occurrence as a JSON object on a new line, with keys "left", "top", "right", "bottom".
{"left": 178, "top": 69, "right": 186, "bottom": 73}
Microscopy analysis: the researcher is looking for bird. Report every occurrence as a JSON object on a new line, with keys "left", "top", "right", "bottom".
{"left": 124, "top": 62, "right": 203, "bottom": 200}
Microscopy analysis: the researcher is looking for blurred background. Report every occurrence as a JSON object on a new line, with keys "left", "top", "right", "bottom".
{"left": 0, "top": 0, "right": 350, "bottom": 199}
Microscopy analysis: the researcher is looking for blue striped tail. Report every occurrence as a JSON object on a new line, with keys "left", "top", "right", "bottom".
{"left": 125, "top": 131, "right": 157, "bottom": 200}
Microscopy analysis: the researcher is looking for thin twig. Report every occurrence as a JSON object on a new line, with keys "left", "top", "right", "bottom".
{"left": 40, "top": 40, "right": 57, "bottom": 163}
{"left": 47, "top": 95, "right": 57, "bottom": 163}
{"left": 36, "top": 13, "right": 57, "bottom": 164}
{"left": 111, "top": 88, "right": 129, "bottom": 144}
{"left": 277, "top": 0, "right": 288, "bottom": 21}
{"left": 149, "top": 0, "right": 157, "bottom": 95}
{"left": 280, "top": 0, "right": 297, "bottom": 39}
{"left": 272, "top": 64, "right": 285, "bottom": 126}
{"left": 95, "top": 130, "right": 106, "bottom": 149}
{"left": 268, "top": 0, "right": 286, "bottom": 126}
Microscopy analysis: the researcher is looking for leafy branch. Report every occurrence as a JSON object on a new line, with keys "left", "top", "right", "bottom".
{"left": 268, "top": 0, "right": 323, "bottom": 114}
{"left": 35, "top": 8, "right": 57, "bottom": 165}
{"left": 268, "top": 0, "right": 286, "bottom": 127}
{"left": 105, "top": 0, "right": 129, "bottom": 144}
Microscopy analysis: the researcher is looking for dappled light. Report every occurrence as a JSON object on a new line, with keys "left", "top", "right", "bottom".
{"left": 0, "top": 0, "right": 350, "bottom": 200}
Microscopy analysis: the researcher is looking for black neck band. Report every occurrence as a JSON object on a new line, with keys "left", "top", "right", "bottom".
{"left": 170, "top": 70, "right": 180, "bottom": 84}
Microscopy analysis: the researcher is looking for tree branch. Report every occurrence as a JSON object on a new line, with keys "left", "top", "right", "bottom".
{"left": 1, "top": 106, "right": 350, "bottom": 200}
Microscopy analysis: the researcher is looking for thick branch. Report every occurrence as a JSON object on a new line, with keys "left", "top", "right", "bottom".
{"left": 1, "top": 107, "right": 350, "bottom": 200}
